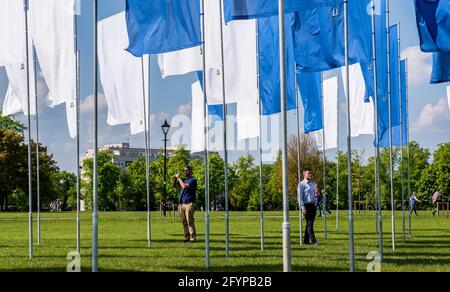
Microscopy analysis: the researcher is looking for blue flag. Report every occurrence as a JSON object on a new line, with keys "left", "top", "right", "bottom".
{"left": 414, "top": 0, "right": 450, "bottom": 52}
{"left": 208, "top": 104, "right": 225, "bottom": 121}
{"left": 436, "top": 0, "right": 450, "bottom": 51}
{"left": 364, "top": 0, "right": 388, "bottom": 106}
{"left": 297, "top": 72, "right": 323, "bottom": 134}
{"left": 373, "top": 0, "right": 389, "bottom": 147}
{"left": 379, "top": 24, "right": 402, "bottom": 148}
{"left": 125, "top": 0, "right": 201, "bottom": 56}
{"left": 293, "top": 0, "right": 371, "bottom": 73}
{"left": 397, "top": 59, "right": 408, "bottom": 146}
{"left": 258, "top": 14, "right": 296, "bottom": 116}
{"left": 223, "top": 0, "right": 335, "bottom": 23}
{"left": 196, "top": 71, "right": 225, "bottom": 120}
{"left": 431, "top": 51, "right": 450, "bottom": 84}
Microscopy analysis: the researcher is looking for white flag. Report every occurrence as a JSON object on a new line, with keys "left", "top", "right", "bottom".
{"left": 98, "top": 12, "right": 149, "bottom": 135}
{"left": 2, "top": 84, "right": 23, "bottom": 116}
{"left": 190, "top": 81, "right": 206, "bottom": 154}
{"left": 0, "top": 0, "right": 25, "bottom": 66}
{"left": 237, "top": 95, "right": 259, "bottom": 141}
{"left": 313, "top": 76, "right": 338, "bottom": 150}
{"left": 29, "top": 0, "right": 77, "bottom": 137}
{"left": 157, "top": 46, "right": 202, "bottom": 78}
{"left": 30, "top": 0, "right": 75, "bottom": 107}
{"left": 4, "top": 61, "right": 37, "bottom": 116}
{"left": 157, "top": 0, "right": 258, "bottom": 107}
{"left": 342, "top": 63, "right": 375, "bottom": 137}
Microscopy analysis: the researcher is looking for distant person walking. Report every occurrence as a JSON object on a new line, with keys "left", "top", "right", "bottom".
{"left": 322, "top": 189, "right": 332, "bottom": 215}
{"left": 315, "top": 187, "right": 322, "bottom": 217}
{"left": 409, "top": 192, "right": 421, "bottom": 216}
{"left": 432, "top": 190, "right": 442, "bottom": 216}
{"left": 173, "top": 165, "right": 197, "bottom": 243}
{"left": 298, "top": 168, "right": 318, "bottom": 246}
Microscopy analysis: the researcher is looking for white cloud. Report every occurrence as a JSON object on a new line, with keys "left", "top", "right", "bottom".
{"left": 177, "top": 102, "right": 191, "bottom": 116}
{"left": 80, "top": 92, "right": 108, "bottom": 115}
{"left": 401, "top": 46, "right": 432, "bottom": 86}
{"left": 412, "top": 97, "right": 450, "bottom": 134}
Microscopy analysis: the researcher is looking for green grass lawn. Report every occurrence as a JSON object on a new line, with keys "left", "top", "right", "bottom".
{"left": 0, "top": 210, "right": 449, "bottom": 272}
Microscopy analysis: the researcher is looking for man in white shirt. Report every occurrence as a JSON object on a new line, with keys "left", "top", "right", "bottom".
{"left": 297, "top": 168, "right": 318, "bottom": 245}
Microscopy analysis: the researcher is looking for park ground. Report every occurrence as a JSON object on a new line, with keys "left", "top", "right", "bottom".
{"left": 0, "top": 210, "right": 449, "bottom": 272}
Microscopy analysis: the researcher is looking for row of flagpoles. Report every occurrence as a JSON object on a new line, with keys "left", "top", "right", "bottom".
{"left": 0, "top": 0, "right": 449, "bottom": 272}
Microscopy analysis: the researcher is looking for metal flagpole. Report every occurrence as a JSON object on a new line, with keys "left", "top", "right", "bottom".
{"left": 371, "top": 0, "right": 384, "bottom": 261}
{"left": 344, "top": 0, "right": 355, "bottom": 272}
{"left": 218, "top": 0, "right": 230, "bottom": 258}
{"left": 256, "top": 21, "right": 265, "bottom": 251}
{"left": 278, "top": 0, "right": 291, "bottom": 272}
{"left": 374, "top": 144, "right": 378, "bottom": 233}
{"left": 336, "top": 78, "right": 340, "bottom": 234}
{"left": 141, "top": 57, "right": 151, "bottom": 247}
{"left": 92, "top": 0, "right": 99, "bottom": 272}
{"left": 258, "top": 101, "right": 265, "bottom": 251}
{"left": 406, "top": 58, "right": 412, "bottom": 239}
{"left": 320, "top": 73, "right": 327, "bottom": 240}
{"left": 201, "top": 0, "right": 211, "bottom": 270}
{"left": 397, "top": 22, "right": 405, "bottom": 242}
{"left": 23, "top": 0, "right": 33, "bottom": 260}
{"left": 386, "top": 0, "right": 396, "bottom": 252}
{"left": 74, "top": 0, "right": 81, "bottom": 255}
{"left": 33, "top": 45, "right": 41, "bottom": 246}
{"left": 295, "top": 80, "right": 303, "bottom": 246}
{"left": 76, "top": 49, "right": 81, "bottom": 253}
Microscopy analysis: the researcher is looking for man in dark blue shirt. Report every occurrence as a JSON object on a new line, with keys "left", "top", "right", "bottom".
{"left": 173, "top": 165, "right": 197, "bottom": 242}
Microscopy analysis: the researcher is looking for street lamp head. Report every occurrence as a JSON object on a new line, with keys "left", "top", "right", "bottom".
{"left": 161, "top": 119, "right": 171, "bottom": 135}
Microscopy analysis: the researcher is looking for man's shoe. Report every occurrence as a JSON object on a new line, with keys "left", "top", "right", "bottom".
{"left": 312, "top": 241, "right": 319, "bottom": 246}
{"left": 189, "top": 239, "right": 196, "bottom": 243}
{"left": 184, "top": 239, "right": 190, "bottom": 242}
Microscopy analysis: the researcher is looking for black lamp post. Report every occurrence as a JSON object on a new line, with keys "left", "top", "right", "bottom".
{"left": 161, "top": 119, "right": 171, "bottom": 217}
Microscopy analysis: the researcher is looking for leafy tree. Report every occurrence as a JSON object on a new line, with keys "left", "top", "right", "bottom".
{"left": 0, "top": 129, "right": 58, "bottom": 211}
{"left": 0, "top": 130, "right": 25, "bottom": 210}
{"left": 229, "top": 155, "right": 258, "bottom": 211}
{"left": 207, "top": 153, "right": 225, "bottom": 210}
{"left": 266, "top": 151, "right": 282, "bottom": 211}
{"left": 417, "top": 165, "right": 437, "bottom": 209}
{"left": 0, "top": 111, "right": 25, "bottom": 134}
{"left": 82, "top": 150, "right": 121, "bottom": 211}
{"left": 51, "top": 171, "right": 77, "bottom": 210}
{"left": 432, "top": 142, "right": 450, "bottom": 197}
{"left": 287, "top": 134, "right": 322, "bottom": 209}
{"left": 247, "top": 163, "right": 273, "bottom": 211}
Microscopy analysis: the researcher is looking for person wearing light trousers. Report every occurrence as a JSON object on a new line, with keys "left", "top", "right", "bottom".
{"left": 173, "top": 166, "right": 197, "bottom": 243}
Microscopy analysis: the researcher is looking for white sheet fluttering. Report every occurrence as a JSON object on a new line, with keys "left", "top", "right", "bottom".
{"left": 190, "top": 81, "right": 206, "bottom": 154}
{"left": 29, "top": 0, "right": 77, "bottom": 138}
{"left": 237, "top": 95, "right": 260, "bottom": 141}
{"left": 313, "top": 76, "right": 338, "bottom": 150}
{"left": 342, "top": 63, "right": 375, "bottom": 137}
{"left": 29, "top": 0, "right": 75, "bottom": 108}
{"left": 4, "top": 60, "right": 37, "bottom": 116}
{"left": 0, "top": 0, "right": 24, "bottom": 67}
{"left": 98, "top": 12, "right": 149, "bottom": 136}
{"left": 2, "top": 84, "right": 23, "bottom": 116}
{"left": 157, "top": 0, "right": 258, "bottom": 130}
{"left": 157, "top": 46, "right": 203, "bottom": 78}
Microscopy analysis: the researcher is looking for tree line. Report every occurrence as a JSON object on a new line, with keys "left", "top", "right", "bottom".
{"left": 1, "top": 112, "right": 449, "bottom": 212}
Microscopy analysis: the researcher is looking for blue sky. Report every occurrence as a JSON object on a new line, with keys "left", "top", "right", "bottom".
{"left": 0, "top": 0, "right": 449, "bottom": 172}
